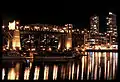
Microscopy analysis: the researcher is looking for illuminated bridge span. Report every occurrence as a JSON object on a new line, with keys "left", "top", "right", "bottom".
{"left": 19, "top": 24, "right": 68, "bottom": 34}
{"left": 19, "top": 24, "right": 83, "bottom": 35}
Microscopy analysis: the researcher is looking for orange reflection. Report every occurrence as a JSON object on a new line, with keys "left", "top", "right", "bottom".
{"left": 34, "top": 66, "right": 40, "bottom": 80}
{"left": 76, "top": 64, "right": 79, "bottom": 80}
{"left": 44, "top": 65, "right": 49, "bottom": 80}
{"left": 81, "top": 56, "right": 84, "bottom": 80}
{"left": 107, "top": 61, "right": 110, "bottom": 80}
{"left": 68, "top": 64, "right": 72, "bottom": 80}
{"left": 24, "top": 67, "right": 30, "bottom": 80}
{"left": 8, "top": 68, "right": 16, "bottom": 80}
{"left": 72, "top": 63, "right": 75, "bottom": 80}
{"left": 91, "top": 52, "right": 94, "bottom": 79}
{"left": 104, "top": 52, "right": 107, "bottom": 79}
{"left": 53, "top": 65, "right": 58, "bottom": 80}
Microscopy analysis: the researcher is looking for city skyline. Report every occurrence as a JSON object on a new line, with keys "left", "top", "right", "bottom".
{"left": 2, "top": 12, "right": 117, "bottom": 33}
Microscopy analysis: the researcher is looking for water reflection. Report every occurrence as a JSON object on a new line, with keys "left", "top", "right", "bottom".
{"left": 24, "top": 67, "right": 30, "bottom": 80}
{"left": 8, "top": 68, "right": 16, "bottom": 80}
{"left": 53, "top": 65, "right": 58, "bottom": 80}
{"left": 44, "top": 65, "right": 49, "bottom": 80}
{"left": 34, "top": 66, "right": 40, "bottom": 80}
{"left": 2, "top": 68, "right": 5, "bottom": 80}
{"left": 2, "top": 52, "right": 118, "bottom": 80}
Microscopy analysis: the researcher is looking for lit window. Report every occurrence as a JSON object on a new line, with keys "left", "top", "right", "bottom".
{"left": 31, "top": 48, "right": 35, "bottom": 51}
{"left": 93, "top": 25, "right": 96, "bottom": 27}
{"left": 82, "top": 31, "right": 84, "bottom": 34}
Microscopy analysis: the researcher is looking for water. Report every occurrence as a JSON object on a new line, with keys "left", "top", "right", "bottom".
{"left": 2, "top": 52, "right": 118, "bottom": 80}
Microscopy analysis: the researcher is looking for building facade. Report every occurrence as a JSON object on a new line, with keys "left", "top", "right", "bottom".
{"left": 106, "top": 12, "right": 117, "bottom": 45}
{"left": 90, "top": 15, "right": 99, "bottom": 46}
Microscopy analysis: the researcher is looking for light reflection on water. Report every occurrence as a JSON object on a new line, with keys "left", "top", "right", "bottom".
{"left": 24, "top": 67, "right": 30, "bottom": 80}
{"left": 34, "top": 66, "right": 40, "bottom": 80}
{"left": 2, "top": 52, "right": 118, "bottom": 80}
{"left": 44, "top": 65, "right": 49, "bottom": 80}
{"left": 2, "top": 68, "right": 5, "bottom": 80}
{"left": 8, "top": 68, "right": 16, "bottom": 80}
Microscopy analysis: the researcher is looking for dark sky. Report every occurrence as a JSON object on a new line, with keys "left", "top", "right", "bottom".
{"left": 1, "top": 2, "right": 119, "bottom": 32}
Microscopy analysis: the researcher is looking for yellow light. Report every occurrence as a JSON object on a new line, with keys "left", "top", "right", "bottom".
{"left": 49, "top": 47, "right": 52, "bottom": 51}
{"left": 8, "top": 68, "right": 15, "bottom": 80}
{"left": 63, "top": 27, "right": 66, "bottom": 30}
{"left": 16, "top": 21, "right": 19, "bottom": 24}
{"left": 82, "top": 48, "right": 85, "bottom": 52}
{"left": 53, "top": 65, "right": 58, "bottom": 80}
{"left": 44, "top": 66, "right": 49, "bottom": 80}
{"left": 66, "top": 40, "right": 72, "bottom": 50}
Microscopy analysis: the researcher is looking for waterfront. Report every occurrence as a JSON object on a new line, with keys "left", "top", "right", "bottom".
{"left": 2, "top": 51, "right": 118, "bottom": 80}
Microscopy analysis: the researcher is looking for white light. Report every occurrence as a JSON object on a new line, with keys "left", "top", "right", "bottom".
{"left": 25, "top": 26, "right": 30, "bottom": 29}
{"left": 65, "top": 24, "right": 68, "bottom": 27}
{"left": 63, "top": 27, "right": 66, "bottom": 30}
{"left": 94, "top": 25, "right": 96, "bottom": 27}
{"left": 42, "top": 40, "right": 44, "bottom": 42}
{"left": 8, "top": 20, "right": 15, "bottom": 30}
{"left": 27, "top": 41, "right": 30, "bottom": 43}
{"left": 77, "top": 29, "right": 79, "bottom": 31}
{"left": 55, "top": 41, "right": 57, "bottom": 42}
{"left": 2, "top": 26, "right": 5, "bottom": 28}
{"left": 107, "top": 23, "right": 109, "bottom": 25}
{"left": 48, "top": 47, "right": 52, "bottom": 51}
{"left": 109, "top": 12, "right": 113, "bottom": 15}
{"left": 44, "top": 27, "right": 47, "bottom": 30}
{"left": 52, "top": 35, "right": 55, "bottom": 38}
{"left": 2, "top": 68, "right": 5, "bottom": 80}
{"left": 42, "top": 48, "right": 45, "bottom": 51}
{"left": 82, "top": 31, "right": 84, "bottom": 34}
{"left": 53, "top": 28, "right": 57, "bottom": 31}
{"left": 94, "top": 16, "right": 97, "bottom": 19}
{"left": 32, "top": 48, "right": 35, "bottom": 51}
{"left": 72, "top": 30, "right": 74, "bottom": 32}
{"left": 60, "top": 30, "right": 64, "bottom": 33}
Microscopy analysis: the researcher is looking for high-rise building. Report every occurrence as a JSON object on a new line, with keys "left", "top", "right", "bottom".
{"left": 106, "top": 12, "right": 117, "bottom": 45}
{"left": 90, "top": 15, "right": 99, "bottom": 45}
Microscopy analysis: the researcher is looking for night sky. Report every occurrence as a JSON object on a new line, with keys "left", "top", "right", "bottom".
{"left": 1, "top": 3, "right": 119, "bottom": 33}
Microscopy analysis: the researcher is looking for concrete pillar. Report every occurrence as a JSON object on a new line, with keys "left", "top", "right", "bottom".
{"left": 12, "top": 29, "right": 21, "bottom": 50}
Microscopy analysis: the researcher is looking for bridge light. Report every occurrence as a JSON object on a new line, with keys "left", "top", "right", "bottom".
{"left": 2, "top": 26, "right": 5, "bottom": 28}
{"left": 16, "top": 21, "right": 19, "bottom": 25}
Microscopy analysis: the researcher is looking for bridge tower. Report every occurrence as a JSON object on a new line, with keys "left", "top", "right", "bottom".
{"left": 65, "top": 24, "right": 73, "bottom": 50}
{"left": 8, "top": 20, "right": 21, "bottom": 50}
